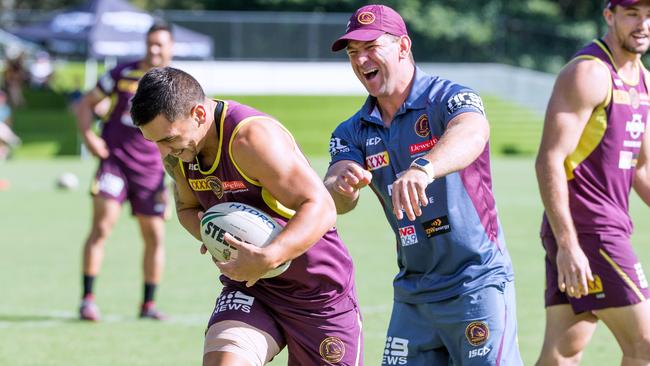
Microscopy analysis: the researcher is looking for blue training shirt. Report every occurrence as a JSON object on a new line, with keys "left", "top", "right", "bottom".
{"left": 329, "top": 67, "right": 514, "bottom": 303}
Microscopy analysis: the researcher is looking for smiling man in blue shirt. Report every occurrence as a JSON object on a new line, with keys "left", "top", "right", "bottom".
{"left": 324, "top": 4, "right": 523, "bottom": 365}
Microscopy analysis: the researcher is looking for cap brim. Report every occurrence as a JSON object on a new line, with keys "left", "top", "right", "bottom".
{"left": 331, "top": 29, "right": 386, "bottom": 52}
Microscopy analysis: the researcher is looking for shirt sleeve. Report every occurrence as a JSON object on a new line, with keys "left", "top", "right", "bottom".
{"left": 328, "top": 121, "right": 365, "bottom": 168}
{"left": 440, "top": 86, "right": 486, "bottom": 127}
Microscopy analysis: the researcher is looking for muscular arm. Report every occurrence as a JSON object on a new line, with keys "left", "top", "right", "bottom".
{"left": 324, "top": 160, "right": 372, "bottom": 214}
{"left": 391, "top": 111, "right": 489, "bottom": 221}
{"left": 162, "top": 155, "right": 203, "bottom": 241}
{"left": 633, "top": 116, "right": 650, "bottom": 205}
{"left": 535, "top": 60, "right": 609, "bottom": 246}
{"left": 535, "top": 59, "right": 609, "bottom": 296}
{"left": 222, "top": 119, "right": 338, "bottom": 278}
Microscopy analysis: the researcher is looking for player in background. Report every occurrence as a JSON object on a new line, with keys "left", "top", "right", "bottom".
{"left": 535, "top": 1, "right": 650, "bottom": 364}
{"left": 130, "top": 67, "right": 363, "bottom": 366}
{"left": 74, "top": 22, "right": 174, "bottom": 321}
{"left": 324, "top": 4, "right": 522, "bottom": 365}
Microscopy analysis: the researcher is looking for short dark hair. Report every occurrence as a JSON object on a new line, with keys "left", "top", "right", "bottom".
{"left": 147, "top": 20, "right": 173, "bottom": 38}
{"left": 130, "top": 67, "right": 205, "bottom": 126}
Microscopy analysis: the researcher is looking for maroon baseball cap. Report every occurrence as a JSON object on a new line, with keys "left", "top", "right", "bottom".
{"left": 331, "top": 4, "right": 408, "bottom": 52}
{"left": 607, "top": 0, "right": 641, "bottom": 8}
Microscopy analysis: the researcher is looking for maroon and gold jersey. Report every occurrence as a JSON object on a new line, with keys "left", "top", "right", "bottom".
{"left": 542, "top": 39, "right": 648, "bottom": 237}
{"left": 96, "top": 60, "right": 162, "bottom": 169}
{"left": 180, "top": 100, "right": 355, "bottom": 309}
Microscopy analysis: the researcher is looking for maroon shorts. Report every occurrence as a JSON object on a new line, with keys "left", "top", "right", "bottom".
{"left": 543, "top": 233, "right": 649, "bottom": 313}
{"left": 207, "top": 286, "right": 363, "bottom": 365}
{"left": 92, "top": 156, "right": 167, "bottom": 216}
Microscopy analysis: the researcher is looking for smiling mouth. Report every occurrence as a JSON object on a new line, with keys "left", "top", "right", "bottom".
{"left": 363, "top": 68, "right": 379, "bottom": 81}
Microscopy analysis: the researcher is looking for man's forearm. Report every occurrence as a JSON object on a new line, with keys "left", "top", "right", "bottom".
{"left": 536, "top": 157, "right": 580, "bottom": 247}
{"left": 324, "top": 176, "right": 359, "bottom": 214}
{"left": 178, "top": 208, "right": 202, "bottom": 241}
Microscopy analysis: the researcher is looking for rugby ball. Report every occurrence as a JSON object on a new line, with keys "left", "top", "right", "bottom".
{"left": 56, "top": 172, "right": 79, "bottom": 190}
{"left": 200, "top": 202, "right": 290, "bottom": 278}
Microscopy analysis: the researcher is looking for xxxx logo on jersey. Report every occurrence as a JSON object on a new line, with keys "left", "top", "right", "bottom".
{"left": 366, "top": 151, "right": 389, "bottom": 171}
{"left": 188, "top": 176, "right": 247, "bottom": 198}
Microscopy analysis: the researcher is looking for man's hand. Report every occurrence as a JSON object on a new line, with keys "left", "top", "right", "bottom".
{"left": 214, "top": 233, "right": 273, "bottom": 287}
{"left": 83, "top": 132, "right": 109, "bottom": 159}
{"left": 556, "top": 245, "right": 594, "bottom": 298}
{"left": 331, "top": 163, "right": 372, "bottom": 198}
{"left": 392, "top": 168, "right": 431, "bottom": 221}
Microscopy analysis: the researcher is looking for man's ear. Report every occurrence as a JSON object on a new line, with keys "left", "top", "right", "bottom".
{"left": 603, "top": 7, "right": 614, "bottom": 27}
{"left": 191, "top": 103, "right": 207, "bottom": 124}
{"left": 399, "top": 35, "right": 412, "bottom": 59}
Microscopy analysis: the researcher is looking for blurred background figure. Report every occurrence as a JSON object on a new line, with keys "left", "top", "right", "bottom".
{"left": 74, "top": 22, "right": 174, "bottom": 322}
{"left": 2, "top": 53, "right": 26, "bottom": 108}
{"left": 29, "top": 51, "right": 53, "bottom": 89}
{"left": 0, "top": 90, "right": 21, "bottom": 160}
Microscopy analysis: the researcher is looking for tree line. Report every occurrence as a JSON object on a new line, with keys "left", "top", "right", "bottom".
{"left": 5, "top": 0, "right": 609, "bottom": 72}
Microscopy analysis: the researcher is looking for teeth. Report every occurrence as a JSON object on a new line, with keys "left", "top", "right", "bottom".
{"left": 363, "top": 69, "right": 378, "bottom": 75}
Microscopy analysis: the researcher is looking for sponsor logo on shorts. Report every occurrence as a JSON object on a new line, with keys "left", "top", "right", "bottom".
{"left": 97, "top": 172, "right": 125, "bottom": 197}
{"left": 465, "top": 321, "right": 489, "bottom": 346}
{"left": 319, "top": 336, "right": 345, "bottom": 364}
{"left": 468, "top": 346, "right": 491, "bottom": 359}
{"left": 398, "top": 225, "right": 418, "bottom": 247}
{"left": 188, "top": 176, "right": 248, "bottom": 198}
{"left": 382, "top": 336, "right": 408, "bottom": 365}
{"left": 366, "top": 151, "right": 390, "bottom": 171}
{"left": 409, "top": 136, "right": 438, "bottom": 156}
{"left": 414, "top": 114, "right": 430, "bottom": 138}
{"left": 447, "top": 92, "right": 485, "bottom": 115}
{"left": 422, "top": 216, "right": 451, "bottom": 238}
{"left": 153, "top": 189, "right": 167, "bottom": 214}
{"left": 587, "top": 275, "right": 604, "bottom": 295}
{"left": 366, "top": 136, "right": 382, "bottom": 146}
{"left": 636, "top": 263, "right": 648, "bottom": 289}
{"left": 329, "top": 137, "right": 350, "bottom": 157}
{"left": 214, "top": 291, "right": 254, "bottom": 314}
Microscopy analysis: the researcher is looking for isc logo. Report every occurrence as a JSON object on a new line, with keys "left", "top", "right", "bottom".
{"left": 382, "top": 337, "right": 408, "bottom": 365}
{"left": 468, "top": 346, "right": 491, "bottom": 359}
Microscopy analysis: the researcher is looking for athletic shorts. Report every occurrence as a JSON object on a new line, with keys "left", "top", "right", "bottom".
{"left": 92, "top": 156, "right": 167, "bottom": 216}
{"left": 206, "top": 286, "right": 363, "bottom": 365}
{"left": 543, "top": 233, "right": 650, "bottom": 313}
{"left": 382, "top": 281, "right": 522, "bottom": 366}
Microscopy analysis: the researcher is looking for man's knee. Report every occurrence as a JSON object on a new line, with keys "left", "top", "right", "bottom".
{"left": 89, "top": 219, "right": 114, "bottom": 242}
{"left": 622, "top": 334, "right": 650, "bottom": 361}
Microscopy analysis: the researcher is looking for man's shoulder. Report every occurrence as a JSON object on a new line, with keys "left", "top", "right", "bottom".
{"left": 107, "top": 60, "right": 142, "bottom": 79}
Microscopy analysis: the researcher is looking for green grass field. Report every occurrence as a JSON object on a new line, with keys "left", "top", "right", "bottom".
{"left": 1, "top": 157, "right": 648, "bottom": 365}
{"left": 0, "top": 93, "right": 646, "bottom": 365}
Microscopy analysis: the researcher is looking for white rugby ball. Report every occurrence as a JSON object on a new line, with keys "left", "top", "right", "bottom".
{"left": 56, "top": 172, "right": 79, "bottom": 190}
{"left": 200, "top": 202, "right": 290, "bottom": 279}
